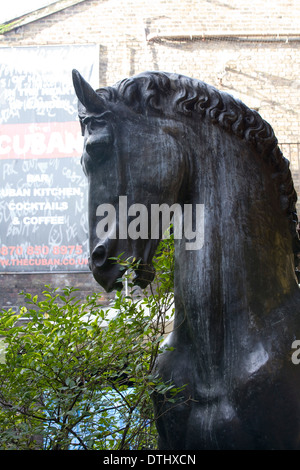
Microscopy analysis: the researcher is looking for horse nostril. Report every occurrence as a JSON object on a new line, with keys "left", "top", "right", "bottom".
{"left": 91, "top": 245, "right": 107, "bottom": 268}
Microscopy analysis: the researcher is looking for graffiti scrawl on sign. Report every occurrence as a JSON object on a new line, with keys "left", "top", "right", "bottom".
{"left": 0, "top": 45, "right": 99, "bottom": 272}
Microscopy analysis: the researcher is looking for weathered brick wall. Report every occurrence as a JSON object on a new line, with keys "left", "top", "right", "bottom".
{"left": 1, "top": 0, "right": 298, "bottom": 139}
{"left": 0, "top": 271, "right": 114, "bottom": 311}
{"left": 0, "top": 0, "right": 299, "bottom": 310}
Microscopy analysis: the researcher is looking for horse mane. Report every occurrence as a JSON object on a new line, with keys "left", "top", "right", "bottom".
{"left": 97, "top": 71, "right": 300, "bottom": 275}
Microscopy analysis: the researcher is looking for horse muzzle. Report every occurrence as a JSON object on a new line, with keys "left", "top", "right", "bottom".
{"left": 90, "top": 242, "right": 156, "bottom": 292}
{"left": 89, "top": 242, "right": 122, "bottom": 292}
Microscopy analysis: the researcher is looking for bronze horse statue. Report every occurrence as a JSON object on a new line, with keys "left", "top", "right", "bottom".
{"left": 72, "top": 69, "right": 300, "bottom": 449}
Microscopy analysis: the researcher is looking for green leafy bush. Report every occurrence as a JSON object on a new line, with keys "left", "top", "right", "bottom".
{"left": 0, "top": 236, "right": 181, "bottom": 450}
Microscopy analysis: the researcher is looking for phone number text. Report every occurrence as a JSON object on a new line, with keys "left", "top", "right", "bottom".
{"left": 0, "top": 245, "right": 83, "bottom": 256}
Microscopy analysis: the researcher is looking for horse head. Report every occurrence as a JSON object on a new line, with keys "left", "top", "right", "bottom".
{"left": 72, "top": 70, "right": 187, "bottom": 292}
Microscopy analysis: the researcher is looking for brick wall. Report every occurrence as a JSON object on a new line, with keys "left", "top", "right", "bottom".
{"left": 1, "top": 0, "right": 298, "bottom": 139}
{"left": 0, "top": 271, "right": 115, "bottom": 311}
{"left": 0, "top": 0, "right": 299, "bottom": 310}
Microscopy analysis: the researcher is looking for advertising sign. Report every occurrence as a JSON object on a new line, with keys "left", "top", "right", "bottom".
{"left": 0, "top": 45, "right": 98, "bottom": 272}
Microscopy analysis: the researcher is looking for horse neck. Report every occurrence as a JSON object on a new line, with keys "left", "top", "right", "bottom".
{"left": 173, "top": 124, "right": 298, "bottom": 350}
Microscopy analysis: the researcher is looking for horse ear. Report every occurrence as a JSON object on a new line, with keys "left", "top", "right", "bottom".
{"left": 72, "top": 69, "right": 105, "bottom": 113}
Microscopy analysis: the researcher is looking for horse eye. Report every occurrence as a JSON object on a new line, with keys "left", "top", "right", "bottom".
{"left": 84, "top": 124, "right": 114, "bottom": 164}
{"left": 93, "top": 118, "right": 108, "bottom": 126}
